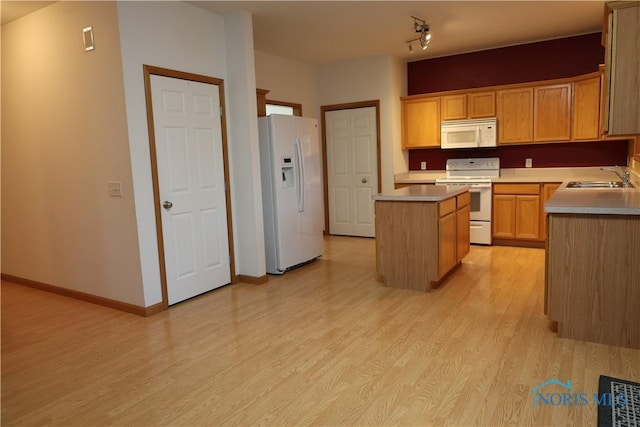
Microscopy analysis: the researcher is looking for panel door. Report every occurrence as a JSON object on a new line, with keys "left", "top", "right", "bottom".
{"left": 151, "top": 75, "right": 230, "bottom": 305}
{"left": 326, "top": 107, "right": 378, "bottom": 237}
{"left": 493, "top": 195, "right": 516, "bottom": 238}
{"left": 402, "top": 97, "right": 441, "bottom": 148}
{"left": 497, "top": 88, "right": 534, "bottom": 144}
{"left": 534, "top": 83, "right": 572, "bottom": 142}
{"left": 441, "top": 94, "right": 467, "bottom": 121}
{"left": 515, "top": 195, "right": 541, "bottom": 240}
{"left": 572, "top": 76, "right": 601, "bottom": 140}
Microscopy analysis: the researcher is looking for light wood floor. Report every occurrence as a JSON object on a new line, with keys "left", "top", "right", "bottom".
{"left": 2, "top": 236, "right": 639, "bottom": 426}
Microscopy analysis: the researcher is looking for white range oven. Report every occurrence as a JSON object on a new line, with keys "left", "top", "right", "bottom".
{"left": 435, "top": 157, "right": 499, "bottom": 245}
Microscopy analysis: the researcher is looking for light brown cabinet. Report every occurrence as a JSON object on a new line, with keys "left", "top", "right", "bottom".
{"left": 572, "top": 74, "right": 601, "bottom": 140}
{"left": 534, "top": 84, "right": 572, "bottom": 142}
{"left": 438, "top": 198, "right": 457, "bottom": 278}
{"left": 468, "top": 91, "right": 496, "bottom": 118}
{"left": 493, "top": 184, "right": 541, "bottom": 241}
{"left": 540, "top": 183, "right": 561, "bottom": 238}
{"left": 402, "top": 96, "right": 441, "bottom": 148}
{"left": 375, "top": 191, "right": 471, "bottom": 292}
{"left": 602, "top": 2, "right": 640, "bottom": 135}
{"left": 442, "top": 92, "right": 496, "bottom": 121}
{"left": 455, "top": 193, "right": 471, "bottom": 262}
{"left": 497, "top": 88, "right": 534, "bottom": 144}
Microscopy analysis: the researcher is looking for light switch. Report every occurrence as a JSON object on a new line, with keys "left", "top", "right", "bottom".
{"left": 108, "top": 181, "right": 123, "bottom": 197}
{"left": 525, "top": 158, "right": 533, "bottom": 168}
{"left": 420, "top": 161, "right": 427, "bottom": 170}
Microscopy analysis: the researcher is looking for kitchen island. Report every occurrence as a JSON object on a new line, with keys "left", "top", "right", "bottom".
{"left": 545, "top": 176, "right": 640, "bottom": 349}
{"left": 374, "top": 185, "right": 470, "bottom": 292}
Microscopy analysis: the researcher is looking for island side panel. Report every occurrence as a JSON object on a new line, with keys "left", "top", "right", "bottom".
{"left": 375, "top": 201, "right": 439, "bottom": 291}
{"left": 547, "top": 213, "right": 640, "bottom": 349}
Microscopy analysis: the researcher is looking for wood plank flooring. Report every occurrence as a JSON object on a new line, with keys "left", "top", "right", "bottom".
{"left": 2, "top": 235, "right": 639, "bottom": 426}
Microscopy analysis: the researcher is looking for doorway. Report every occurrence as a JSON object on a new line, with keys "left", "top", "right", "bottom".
{"left": 143, "top": 65, "right": 235, "bottom": 306}
{"left": 322, "top": 101, "right": 380, "bottom": 237}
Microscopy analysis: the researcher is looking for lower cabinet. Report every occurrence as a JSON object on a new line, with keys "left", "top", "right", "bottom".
{"left": 375, "top": 192, "right": 471, "bottom": 292}
{"left": 493, "top": 184, "right": 542, "bottom": 242}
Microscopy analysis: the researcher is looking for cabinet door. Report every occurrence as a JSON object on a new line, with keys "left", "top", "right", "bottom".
{"left": 540, "top": 183, "right": 561, "bottom": 239}
{"left": 572, "top": 76, "right": 601, "bottom": 140}
{"left": 468, "top": 91, "right": 496, "bottom": 118}
{"left": 438, "top": 212, "right": 457, "bottom": 278}
{"left": 606, "top": 3, "right": 640, "bottom": 135}
{"left": 534, "top": 84, "right": 572, "bottom": 142}
{"left": 441, "top": 94, "right": 467, "bottom": 121}
{"left": 493, "top": 195, "right": 516, "bottom": 238}
{"left": 402, "top": 97, "right": 441, "bottom": 148}
{"left": 497, "top": 88, "right": 534, "bottom": 144}
{"left": 456, "top": 204, "right": 470, "bottom": 262}
{"left": 515, "top": 195, "right": 540, "bottom": 239}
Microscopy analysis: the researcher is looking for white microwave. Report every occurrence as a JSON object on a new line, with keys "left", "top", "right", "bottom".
{"left": 441, "top": 118, "right": 497, "bottom": 149}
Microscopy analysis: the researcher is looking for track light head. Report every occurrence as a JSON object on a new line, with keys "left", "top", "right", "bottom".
{"left": 405, "top": 16, "right": 431, "bottom": 53}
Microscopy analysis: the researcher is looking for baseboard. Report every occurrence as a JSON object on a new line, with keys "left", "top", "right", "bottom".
{"left": 236, "top": 274, "right": 269, "bottom": 285}
{"left": 492, "top": 239, "right": 546, "bottom": 249}
{"left": 0, "top": 273, "right": 162, "bottom": 317}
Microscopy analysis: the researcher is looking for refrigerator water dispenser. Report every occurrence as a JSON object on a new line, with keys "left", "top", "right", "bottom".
{"left": 281, "top": 156, "right": 294, "bottom": 188}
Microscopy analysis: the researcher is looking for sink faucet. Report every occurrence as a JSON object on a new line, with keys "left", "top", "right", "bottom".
{"left": 600, "top": 166, "right": 631, "bottom": 187}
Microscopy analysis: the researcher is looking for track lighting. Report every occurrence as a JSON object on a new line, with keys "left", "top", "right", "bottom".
{"left": 406, "top": 16, "right": 431, "bottom": 53}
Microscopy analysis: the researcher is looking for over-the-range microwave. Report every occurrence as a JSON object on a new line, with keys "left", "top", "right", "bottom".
{"left": 441, "top": 118, "right": 497, "bottom": 149}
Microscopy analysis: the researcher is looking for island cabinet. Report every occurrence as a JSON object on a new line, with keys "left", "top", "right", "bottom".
{"left": 546, "top": 213, "right": 640, "bottom": 349}
{"left": 374, "top": 187, "right": 471, "bottom": 292}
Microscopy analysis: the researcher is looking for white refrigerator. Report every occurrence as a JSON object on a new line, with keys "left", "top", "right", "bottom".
{"left": 258, "top": 114, "right": 324, "bottom": 274}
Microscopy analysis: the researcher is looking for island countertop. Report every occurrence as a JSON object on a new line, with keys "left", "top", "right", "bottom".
{"left": 373, "top": 184, "right": 470, "bottom": 202}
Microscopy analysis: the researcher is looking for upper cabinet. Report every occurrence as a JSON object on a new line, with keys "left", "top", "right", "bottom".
{"left": 468, "top": 92, "right": 496, "bottom": 118}
{"left": 441, "top": 94, "right": 467, "bottom": 121}
{"left": 442, "top": 92, "right": 496, "bottom": 121}
{"left": 497, "top": 87, "right": 534, "bottom": 144}
{"left": 602, "top": 1, "right": 640, "bottom": 135}
{"left": 402, "top": 96, "right": 441, "bottom": 148}
{"left": 534, "top": 83, "right": 572, "bottom": 142}
{"left": 572, "top": 74, "right": 601, "bottom": 140}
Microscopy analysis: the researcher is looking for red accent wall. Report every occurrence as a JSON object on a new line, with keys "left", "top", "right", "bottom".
{"left": 408, "top": 33, "right": 604, "bottom": 95}
{"left": 408, "top": 141, "right": 629, "bottom": 171}
{"left": 406, "top": 33, "right": 619, "bottom": 171}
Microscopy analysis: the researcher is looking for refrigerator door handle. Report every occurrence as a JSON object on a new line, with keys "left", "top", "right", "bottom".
{"left": 294, "top": 139, "right": 305, "bottom": 212}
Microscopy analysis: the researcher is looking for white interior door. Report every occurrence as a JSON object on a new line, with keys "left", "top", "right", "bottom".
{"left": 326, "top": 107, "right": 378, "bottom": 237}
{"left": 150, "top": 75, "right": 230, "bottom": 305}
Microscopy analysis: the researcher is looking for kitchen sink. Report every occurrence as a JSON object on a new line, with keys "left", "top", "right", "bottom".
{"left": 565, "top": 181, "right": 634, "bottom": 188}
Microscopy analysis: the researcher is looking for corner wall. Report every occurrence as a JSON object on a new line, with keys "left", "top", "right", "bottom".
{"left": 1, "top": 2, "right": 144, "bottom": 305}
{"left": 317, "top": 56, "right": 407, "bottom": 192}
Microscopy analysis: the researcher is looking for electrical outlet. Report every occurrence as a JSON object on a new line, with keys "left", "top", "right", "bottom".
{"left": 525, "top": 158, "right": 533, "bottom": 168}
{"left": 420, "top": 161, "right": 427, "bottom": 170}
{"left": 108, "top": 181, "right": 123, "bottom": 197}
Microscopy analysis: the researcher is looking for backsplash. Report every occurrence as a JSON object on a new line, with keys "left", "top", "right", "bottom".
{"left": 408, "top": 140, "right": 630, "bottom": 171}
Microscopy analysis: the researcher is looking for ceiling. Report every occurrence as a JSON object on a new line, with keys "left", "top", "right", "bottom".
{"left": 2, "top": 1, "right": 605, "bottom": 65}
{"left": 190, "top": 1, "right": 605, "bottom": 64}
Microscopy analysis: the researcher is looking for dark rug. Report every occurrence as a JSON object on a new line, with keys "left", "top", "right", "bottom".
{"left": 598, "top": 375, "right": 640, "bottom": 427}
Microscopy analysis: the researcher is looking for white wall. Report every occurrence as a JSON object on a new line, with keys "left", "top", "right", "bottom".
{"left": 223, "top": 13, "right": 266, "bottom": 278}
{"left": 254, "top": 50, "right": 320, "bottom": 119}
{"left": 1, "top": 1, "right": 144, "bottom": 304}
{"left": 117, "top": 2, "right": 264, "bottom": 305}
{"left": 317, "top": 55, "right": 407, "bottom": 193}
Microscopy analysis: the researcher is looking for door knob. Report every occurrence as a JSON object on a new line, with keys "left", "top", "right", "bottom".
{"left": 361, "top": 177, "right": 368, "bottom": 184}
{"left": 162, "top": 201, "right": 173, "bottom": 210}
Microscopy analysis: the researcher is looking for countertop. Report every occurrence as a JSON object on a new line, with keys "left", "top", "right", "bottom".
{"left": 394, "top": 166, "right": 627, "bottom": 184}
{"left": 393, "top": 166, "right": 640, "bottom": 215}
{"left": 545, "top": 171, "right": 640, "bottom": 215}
{"left": 373, "top": 184, "right": 470, "bottom": 202}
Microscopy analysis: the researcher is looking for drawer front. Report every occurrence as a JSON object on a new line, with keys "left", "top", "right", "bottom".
{"left": 439, "top": 198, "right": 456, "bottom": 217}
{"left": 456, "top": 191, "right": 471, "bottom": 208}
{"left": 493, "top": 183, "right": 540, "bottom": 195}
